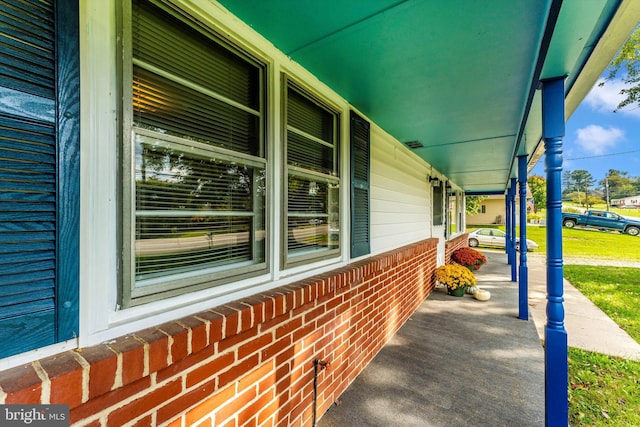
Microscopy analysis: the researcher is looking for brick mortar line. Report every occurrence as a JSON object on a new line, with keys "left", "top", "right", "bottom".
{"left": 70, "top": 350, "right": 91, "bottom": 403}
{"left": 176, "top": 320, "right": 193, "bottom": 355}
{"left": 132, "top": 334, "right": 150, "bottom": 377}
{"left": 193, "top": 315, "right": 212, "bottom": 347}
{"left": 32, "top": 361, "right": 50, "bottom": 404}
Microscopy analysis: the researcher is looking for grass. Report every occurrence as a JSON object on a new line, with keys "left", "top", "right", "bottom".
{"left": 567, "top": 203, "right": 640, "bottom": 218}
{"left": 467, "top": 224, "right": 640, "bottom": 261}
{"left": 612, "top": 208, "right": 640, "bottom": 218}
{"left": 560, "top": 229, "right": 640, "bottom": 261}
{"left": 562, "top": 266, "right": 640, "bottom": 426}
{"left": 564, "top": 266, "right": 640, "bottom": 342}
{"left": 560, "top": 202, "right": 640, "bottom": 218}
{"left": 528, "top": 205, "right": 640, "bottom": 219}
{"left": 568, "top": 348, "right": 640, "bottom": 426}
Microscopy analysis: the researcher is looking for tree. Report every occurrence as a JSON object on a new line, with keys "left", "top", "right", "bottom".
{"left": 465, "top": 195, "right": 486, "bottom": 215}
{"left": 564, "top": 191, "right": 584, "bottom": 206}
{"left": 528, "top": 175, "right": 546, "bottom": 212}
{"left": 599, "top": 25, "right": 640, "bottom": 111}
{"left": 563, "top": 170, "right": 596, "bottom": 209}
{"left": 599, "top": 169, "right": 637, "bottom": 202}
{"left": 586, "top": 194, "right": 605, "bottom": 207}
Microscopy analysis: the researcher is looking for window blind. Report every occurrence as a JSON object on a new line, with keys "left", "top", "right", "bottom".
{"left": 129, "top": 0, "right": 265, "bottom": 295}
{"left": 285, "top": 84, "right": 339, "bottom": 260}
{"left": 132, "top": 0, "right": 261, "bottom": 156}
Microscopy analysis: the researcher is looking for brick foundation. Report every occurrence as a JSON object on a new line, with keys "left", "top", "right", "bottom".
{"left": 444, "top": 233, "right": 469, "bottom": 264}
{"left": 0, "top": 239, "right": 438, "bottom": 427}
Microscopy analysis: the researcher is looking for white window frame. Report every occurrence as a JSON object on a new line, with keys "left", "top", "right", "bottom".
{"left": 120, "top": 0, "right": 269, "bottom": 307}
{"left": 282, "top": 78, "right": 341, "bottom": 268}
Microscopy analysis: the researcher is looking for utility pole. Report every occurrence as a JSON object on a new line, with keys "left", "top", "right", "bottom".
{"left": 584, "top": 182, "right": 589, "bottom": 210}
{"left": 605, "top": 176, "right": 610, "bottom": 211}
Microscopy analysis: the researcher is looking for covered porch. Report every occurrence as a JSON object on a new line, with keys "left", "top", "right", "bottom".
{"left": 318, "top": 249, "right": 640, "bottom": 426}
{"left": 214, "top": 1, "right": 640, "bottom": 424}
{"left": 318, "top": 250, "right": 545, "bottom": 426}
{"left": 2, "top": 1, "right": 640, "bottom": 426}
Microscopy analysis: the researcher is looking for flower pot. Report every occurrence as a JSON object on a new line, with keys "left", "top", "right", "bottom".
{"left": 447, "top": 286, "right": 466, "bottom": 297}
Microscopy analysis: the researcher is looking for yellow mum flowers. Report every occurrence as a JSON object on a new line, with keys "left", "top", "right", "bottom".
{"left": 435, "top": 264, "right": 477, "bottom": 290}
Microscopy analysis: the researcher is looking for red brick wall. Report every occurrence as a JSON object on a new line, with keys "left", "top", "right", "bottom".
{"left": 0, "top": 239, "right": 438, "bottom": 427}
{"left": 445, "top": 233, "right": 469, "bottom": 264}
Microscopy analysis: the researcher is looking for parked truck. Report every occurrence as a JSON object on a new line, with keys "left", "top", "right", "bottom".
{"left": 561, "top": 210, "right": 640, "bottom": 236}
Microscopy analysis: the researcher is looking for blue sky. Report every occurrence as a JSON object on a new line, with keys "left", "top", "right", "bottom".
{"left": 531, "top": 77, "right": 640, "bottom": 182}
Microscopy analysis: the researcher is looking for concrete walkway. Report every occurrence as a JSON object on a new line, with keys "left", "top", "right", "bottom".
{"left": 318, "top": 250, "right": 640, "bottom": 426}
{"left": 527, "top": 255, "right": 640, "bottom": 361}
{"left": 319, "top": 251, "right": 545, "bottom": 426}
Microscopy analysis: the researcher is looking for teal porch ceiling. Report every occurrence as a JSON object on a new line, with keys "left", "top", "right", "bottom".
{"left": 218, "top": 0, "right": 631, "bottom": 193}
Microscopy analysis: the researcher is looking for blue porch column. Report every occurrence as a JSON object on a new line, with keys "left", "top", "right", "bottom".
{"left": 518, "top": 155, "right": 529, "bottom": 320}
{"left": 542, "top": 77, "right": 568, "bottom": 426}
{"left": 505, "top": 189, "right": 512, "bottom": 259}
{"left": 510, "top": 178, "right": 517, "bottom": 281}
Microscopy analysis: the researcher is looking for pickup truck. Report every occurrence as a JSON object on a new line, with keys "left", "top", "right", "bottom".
{"left": 561, "top": 210, "right": 640, "bottom": 236}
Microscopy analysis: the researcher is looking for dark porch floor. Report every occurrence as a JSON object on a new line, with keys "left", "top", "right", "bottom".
{"left": 318, "top": 251, "right": 545, "bottom": 427}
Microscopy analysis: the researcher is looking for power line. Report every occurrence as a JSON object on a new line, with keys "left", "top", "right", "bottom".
{"left": 566, "top": 149, "right": 640, "bottom": 161}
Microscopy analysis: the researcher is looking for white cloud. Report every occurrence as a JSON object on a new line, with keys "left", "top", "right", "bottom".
{"left": 584, "top": 79, "right": 640, "bottom": 118}
{"left": 575, "top": 125, "right": 624, "bottom": 155}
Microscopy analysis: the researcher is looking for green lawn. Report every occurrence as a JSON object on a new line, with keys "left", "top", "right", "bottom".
{"left": 564, "top": 266, "right": 640, "bottom": 344}
{"left": 560, "top": 264, "right": 640, "bottom": 426}
{"left": 561, "top": 203, "right": 640, "bottom": 218}
{"left": 527, "top": 226, "right": 640, "bottom": 261}
{"left": 568, "top": 348, "right": 640, "bottom": 426}
{"left": 467, "top": 224, "right": 640, "bottom": 261}
{"left": 612, "top": 208, "right": 640, "bottom": 218}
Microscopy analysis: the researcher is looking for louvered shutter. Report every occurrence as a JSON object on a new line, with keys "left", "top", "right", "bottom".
{"left": 0, "top": 0, "right": 79, "bottom": 358}
{"left": 350, "top": 112, "right": 370, "bottom": 258}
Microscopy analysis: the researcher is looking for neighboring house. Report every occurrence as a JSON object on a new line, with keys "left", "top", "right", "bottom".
{"left": 468, "top": 195, "right": 509, "bottom": 225}
{"left": 0, "top": 1, "right": 636, "bottom": 426}
{"left": 611, "top": 195, "right": 640, "bottom": 208}
{"left": 467, "top": 189, "right": 534, "bottom": 225}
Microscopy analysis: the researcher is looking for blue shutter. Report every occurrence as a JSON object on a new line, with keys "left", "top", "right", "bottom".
{"left": 0, "top": 0, "right": 79, "bottom": 358}
{"left": 350, "top": 112, "right": 370, "bottom": 258}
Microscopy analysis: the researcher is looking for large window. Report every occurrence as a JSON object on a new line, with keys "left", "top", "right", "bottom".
{"left": 284, "top": 82, "right": 340, "bottom": 265}
{"left": 123, "top": 0, "right": 266, "bottom": 305}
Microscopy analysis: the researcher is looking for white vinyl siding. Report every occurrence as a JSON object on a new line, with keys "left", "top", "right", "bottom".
{"left": 369, "top": 126, "right": 432, "bottom": 253}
